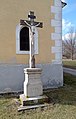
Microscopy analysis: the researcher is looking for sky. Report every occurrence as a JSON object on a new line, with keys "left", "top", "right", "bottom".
{"left": 62, "top": 0, "right": 76, "bottom": 36}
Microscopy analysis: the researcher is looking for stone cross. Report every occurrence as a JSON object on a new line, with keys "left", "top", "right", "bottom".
{"left": 20, "top": 11, "right": 43, "bottom": 68}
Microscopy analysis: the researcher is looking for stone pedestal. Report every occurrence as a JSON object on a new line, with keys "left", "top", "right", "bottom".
{"left": 19, "top": 68, "right": 48, "bottom": 111}
{"left": 24, "top": 68, "right": 43, "bottom": 97}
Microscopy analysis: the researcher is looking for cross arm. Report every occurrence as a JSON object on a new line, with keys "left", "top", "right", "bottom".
{"left": 20, "top": 19, "right": 43, "bottom": 28}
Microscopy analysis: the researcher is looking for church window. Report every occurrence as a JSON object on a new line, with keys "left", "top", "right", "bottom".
{"left": 20, "top": 27, "right": 29, "bottom": 51}
{"left": 16, "top": 24, "right": 38, "bottom": 54}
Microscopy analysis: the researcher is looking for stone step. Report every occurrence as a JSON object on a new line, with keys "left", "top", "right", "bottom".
{"left": 20, "top": 94, "right": 48, "bottom": 101}
{"left": 20, "top": 94, "right": 48, "bottom": 106}
{"left": 18, "top": 104, "right": 49, "bottom": 111}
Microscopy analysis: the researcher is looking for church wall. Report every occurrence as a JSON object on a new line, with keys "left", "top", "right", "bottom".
{"left": 0, "top": 0, "right": 63, "bottom": 92}
{"left": 0, "top": 63, "right": 63, "bottom": 93}
{"left": 0, "top": 0, "right": 55, "bottom": 64}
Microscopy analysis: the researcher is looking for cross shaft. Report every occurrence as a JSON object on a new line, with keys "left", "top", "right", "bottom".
{"left": 20, "top": 11, "right": 43, "bottom": 68}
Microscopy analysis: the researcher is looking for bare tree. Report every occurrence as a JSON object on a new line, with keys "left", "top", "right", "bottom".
{"left": 63, "top": 27, "right": 76, "bottom": 60}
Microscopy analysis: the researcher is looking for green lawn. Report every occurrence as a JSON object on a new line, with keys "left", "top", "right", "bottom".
{"left": 0, "top": 73, "right": 76, "bottom": 119}
{"left": 63, "top": 60, "right": 76, "bottom": 69}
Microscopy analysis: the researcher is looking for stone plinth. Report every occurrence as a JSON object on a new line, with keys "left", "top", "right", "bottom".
{"left": 24, "top": 68, "right": 43, "bottom": 97}
{"left": 20, "top": 94, "right": 48, "bottom": 106}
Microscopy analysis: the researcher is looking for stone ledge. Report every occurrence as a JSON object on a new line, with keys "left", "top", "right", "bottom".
{"left": 18, "top": 104, "right": 49, "bottom": 111}
{"left": 20, "top": 94, "right": 48, "bottom": 106}
{"left": 20, "top": 94, "right": 47, "bottom": 101}
{"left": 24, "top": 68, "right": 42, "bottom": 74}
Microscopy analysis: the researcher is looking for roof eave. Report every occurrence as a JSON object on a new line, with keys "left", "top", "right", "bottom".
{"left": 62, "top": 1, "right": 67, "bottom": 8}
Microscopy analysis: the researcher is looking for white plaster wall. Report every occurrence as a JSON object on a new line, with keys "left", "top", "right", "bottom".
{"left": 40, "top": 63, "right": 63, "bottom": 89}
{"left": 0, "top": 63, "right": 63, "bottom": 93}
{"left": 0, "top": 64, "right": 26, "bottom": 93}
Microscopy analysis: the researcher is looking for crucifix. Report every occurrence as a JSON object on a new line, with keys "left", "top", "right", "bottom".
{"left": 20, "top": 11, "right": 43, "bottom": 68}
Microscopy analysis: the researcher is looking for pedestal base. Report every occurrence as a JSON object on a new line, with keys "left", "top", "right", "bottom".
{"left": 18, "top": 103, "right": 49, "bottom": 111}
{"left": 19, "top": 94, "right": 48, "bottom": 111}
{"left": 20, "top": 94, "right": 48, "bottom": 106}
{"left": 19, "top": 68, "right": 46, "bottom": 110}
{"left": 24, "top": 68, "right": 43, "bottom": 97}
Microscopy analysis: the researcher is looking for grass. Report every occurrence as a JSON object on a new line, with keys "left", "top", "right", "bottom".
{"left": 0, "top": 73, "right": 76, "bottom": 119}
{"left": 63, "top": 60, "right": 76, "bottom": 69}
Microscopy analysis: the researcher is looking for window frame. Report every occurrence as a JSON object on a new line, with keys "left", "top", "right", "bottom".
{"left": 16, "top": 24, "right": 38, "bottom": 55}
